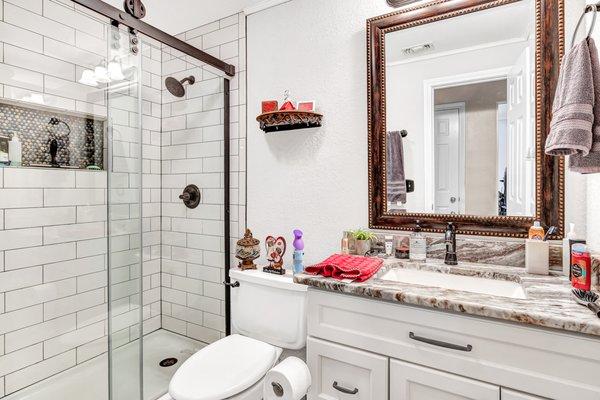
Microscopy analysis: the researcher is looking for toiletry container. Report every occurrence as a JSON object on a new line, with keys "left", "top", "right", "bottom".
{"left": 525, "top": 239, "right": 549, "bottom": 275}
{"left": 571, "top": 244, "right": 592, "bottom": 291}
{"left": 409, "top": 221, "right": 427, "bottom": 261}
{"left": 341, "top": 232, "right": 349, "bottom": 255}
{"left": 0, "top": 135, "right": 9, "bottom": 163}
{"left": 528, "top": 221, "right": 545, "bottom": 240}
{"left": 384, "top": 235, "right": 393, "bottom": 256}
{"left": 394, "top": 235, "right": 409, "bottom": 259}
{"left": 563, "top": 223, "right": 577, "bottom": 276}
{"left": 8, "top": 134, "right": 21, "bottom": 166}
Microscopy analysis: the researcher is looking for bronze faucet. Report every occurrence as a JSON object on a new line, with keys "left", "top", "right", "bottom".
{"left": 444, "top": 222, "right": 458, "bottom": 265}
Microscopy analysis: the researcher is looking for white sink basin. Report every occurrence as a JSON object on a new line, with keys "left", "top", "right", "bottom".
{"left": 380, "top": 268, "right": 527, "bottom": 299}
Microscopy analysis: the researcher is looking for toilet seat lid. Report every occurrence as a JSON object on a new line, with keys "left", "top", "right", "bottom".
{"left": 169, "top": 334, "right": 280, "bottom": 400}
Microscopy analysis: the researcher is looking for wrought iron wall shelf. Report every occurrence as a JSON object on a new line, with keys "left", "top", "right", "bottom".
{"left": 257, "top": 110, "right": 323, "bottom": 133}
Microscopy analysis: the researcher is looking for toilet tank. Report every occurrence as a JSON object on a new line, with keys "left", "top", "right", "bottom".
{"left": 230, "top": 269, "right": 308, "bottom": 350}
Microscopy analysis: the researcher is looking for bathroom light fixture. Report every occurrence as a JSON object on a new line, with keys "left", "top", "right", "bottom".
{"left": 108, "top": 58, "right": 125, "bottom": 81}
{"left": 79, "top": 69, "right": 99, "bottom": 87}
{"left": 94, "top": 64, "right": 111, "bottom": 83}
{"left": 402, "top": 42, "right": 434, "bottom": 55}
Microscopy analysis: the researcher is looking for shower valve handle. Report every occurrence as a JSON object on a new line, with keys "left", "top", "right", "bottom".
{"left": 179, "top": 185, "right": 201, "bottom": 209}
{"left": 179, "top": 192, "right": 191, "bottom": 201}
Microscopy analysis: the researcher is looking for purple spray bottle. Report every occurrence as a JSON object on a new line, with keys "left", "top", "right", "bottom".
{"left": 292, "top": 229, "right": 304, "bottom": 275}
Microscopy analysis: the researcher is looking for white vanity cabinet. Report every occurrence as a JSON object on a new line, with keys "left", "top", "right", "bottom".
{"left": 306, "top": 289, "right": 600, "bottom": 400}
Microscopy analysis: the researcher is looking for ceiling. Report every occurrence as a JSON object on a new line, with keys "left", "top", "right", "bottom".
{"left": 103, "top": 0, "right": 264, "bottom": 35}
{"left": 385, "top": 0, "right": 534, "bottom": 64}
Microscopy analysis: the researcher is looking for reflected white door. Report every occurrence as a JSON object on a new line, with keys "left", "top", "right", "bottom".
{"left": 434, "top": 106, "right": 462, "bottom": 214}
{"left": 506, "top": 47, "right": 532, "bottom": 216}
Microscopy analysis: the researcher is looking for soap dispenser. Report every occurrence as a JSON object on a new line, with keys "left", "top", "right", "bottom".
{"left": 409, "top": 220, "right": 427, "bottom": 261}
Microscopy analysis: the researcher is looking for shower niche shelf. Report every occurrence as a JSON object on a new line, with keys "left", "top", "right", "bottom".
{"left": 256, "top": 110, "right": 323, "bottom": 133}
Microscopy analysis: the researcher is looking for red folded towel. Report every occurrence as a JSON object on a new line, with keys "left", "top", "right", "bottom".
{"left": 304, "top": 254, "right": 383, "bottom": 282}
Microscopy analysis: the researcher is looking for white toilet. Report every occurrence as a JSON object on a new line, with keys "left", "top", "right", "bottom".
{"left": 166, "top": 268, "right": 308, "bottom": 400}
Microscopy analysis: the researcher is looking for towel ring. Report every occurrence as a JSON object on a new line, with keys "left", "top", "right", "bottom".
{"left": 571, "top": 4, "right": 598, "bottom": 49}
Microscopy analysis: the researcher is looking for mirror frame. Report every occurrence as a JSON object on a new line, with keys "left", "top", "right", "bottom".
{"left": 367, "top": 0, "right": 564, "bottom": 238}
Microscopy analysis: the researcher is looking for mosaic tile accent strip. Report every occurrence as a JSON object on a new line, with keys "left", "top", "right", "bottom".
{"left": 0, "top": 102, "right": 105, "bottom": 169}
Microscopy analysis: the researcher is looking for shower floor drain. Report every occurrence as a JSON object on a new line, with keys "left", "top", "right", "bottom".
{"left": 159, "top": 358, "right": 178, "bottom": 367}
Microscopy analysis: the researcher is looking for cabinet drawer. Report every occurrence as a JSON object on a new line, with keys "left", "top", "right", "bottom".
{"left": 308, "top": 289, "right": 600, "bottom": 400}
{"left": 307, "top": 337, "right": 388, "bottom": 400}
{"left": 391, "top": 359, "right": 499, "bottom": 400}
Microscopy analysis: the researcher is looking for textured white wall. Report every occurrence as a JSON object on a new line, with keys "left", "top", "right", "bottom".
{"left": 246, "top": 0, "right": 589, "bottom": 264}
{"left": 247, "top": 0, "right": 394, "bottom": 264}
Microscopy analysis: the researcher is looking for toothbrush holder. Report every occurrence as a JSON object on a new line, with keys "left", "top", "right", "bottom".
{"left": 525, "top": 240, "right": 550, "bottom": 275}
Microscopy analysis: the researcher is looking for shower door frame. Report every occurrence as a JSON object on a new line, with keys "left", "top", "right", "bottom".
{"left": 71, "top": 0, "right": 236, "bottom": 76}
{"left": 69, "top": 0, "right": 236, "bottom": 397}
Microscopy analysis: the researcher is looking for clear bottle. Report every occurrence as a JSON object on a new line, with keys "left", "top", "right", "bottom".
{"left": 409, "top": 220, "right": 427, "bottom": 261}
{"left": 341, "top": 232, "right": 350, "bottom": 254}
{"left": 8, "top": 133, "right": 21, "bottom": 166}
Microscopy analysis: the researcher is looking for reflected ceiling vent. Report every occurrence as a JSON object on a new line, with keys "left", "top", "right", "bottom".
{"left": 387, "top": 0, "right": 420, "bottom": 7}
{"left": 402, "top": 43, "right": 434, "bottom": 56}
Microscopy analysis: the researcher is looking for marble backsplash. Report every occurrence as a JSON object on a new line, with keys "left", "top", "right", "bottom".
{"left": 373, "top": 233, "right": 563, "bottom": 270}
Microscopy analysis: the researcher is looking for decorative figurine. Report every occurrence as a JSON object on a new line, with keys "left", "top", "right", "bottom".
{"left": 297, "top": 101, "right": 315, "bottom": 112}
{"left": 279, "top": 90, "right": 296, "bottom": 111}
{"left": 292, "top": 229, "right": 305, "bottom": 275}
{"left": 235, "top": 229, "right": 260, "bottom": 270}
{"left": 264, "top": 235, "right": 287, "bottom": 275}
{"left": 261, "top": 100, "right": 278, "bottom": 113}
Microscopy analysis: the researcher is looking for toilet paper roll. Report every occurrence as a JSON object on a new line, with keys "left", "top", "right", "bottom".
{"left": 263, "top": 357, "right": 311, "bottom": 400}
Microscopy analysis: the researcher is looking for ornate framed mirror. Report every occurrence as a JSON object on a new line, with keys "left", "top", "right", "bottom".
{"left": 367, "top": 0, "right": 564, "bottom": 238}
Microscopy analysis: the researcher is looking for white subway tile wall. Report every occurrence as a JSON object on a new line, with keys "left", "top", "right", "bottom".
{"left": 0, "top": 168, "right": 109, "bottom": 397}
{"left": 160, "top": 14, "right": 245, "bottom": 344}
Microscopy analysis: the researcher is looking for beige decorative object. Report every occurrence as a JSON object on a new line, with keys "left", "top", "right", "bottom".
{"left": 525, "top": 240, "right": 550, "bottom": 275}
{"left": 256, "top": 110, "right": 323, "bottom": 133}
{"left": 236, "top": 229, "right": 260, "bottom": 270}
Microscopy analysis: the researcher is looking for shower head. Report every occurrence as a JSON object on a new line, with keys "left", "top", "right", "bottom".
{"left": 165, "top": 76, "right": 195, "bottom": 98}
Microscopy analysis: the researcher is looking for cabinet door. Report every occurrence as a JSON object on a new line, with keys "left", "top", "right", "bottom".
{"left": 390, "top": 359, "right": 500, "bottom": 400}
{"left": 307, "top": 337, "right": 388, "bottom": 400}
{"left": 502, "top": 389, "right": 545, "bottom": 400}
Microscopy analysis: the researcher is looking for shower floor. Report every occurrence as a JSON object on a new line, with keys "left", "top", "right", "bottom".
{"left": 5, "top": 330, "right": 205, "bottom": 400}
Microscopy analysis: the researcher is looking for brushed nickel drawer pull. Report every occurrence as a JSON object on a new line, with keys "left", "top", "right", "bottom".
{"left": 333, "top": 381, "right": 359, "bottom": 395}
{"left": 409, "top": 332, "right": 473, "bottom": 352}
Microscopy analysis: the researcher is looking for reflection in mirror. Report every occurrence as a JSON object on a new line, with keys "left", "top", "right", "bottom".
{"left": 385, "top": 0, "right": 536, "bottom": 217}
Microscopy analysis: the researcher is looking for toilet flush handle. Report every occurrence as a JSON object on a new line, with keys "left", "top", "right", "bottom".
{"left": 223, "top": 281, "right": 240, "bottom": 288}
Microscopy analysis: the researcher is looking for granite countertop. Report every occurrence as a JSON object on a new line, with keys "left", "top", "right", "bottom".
{"left": 294, "top": 258, "right": 600, "bottom": 337}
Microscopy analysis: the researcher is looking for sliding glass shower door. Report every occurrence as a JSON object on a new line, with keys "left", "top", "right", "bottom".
{"left": 106, "top": 24, "right": 144, "bottom": 400}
